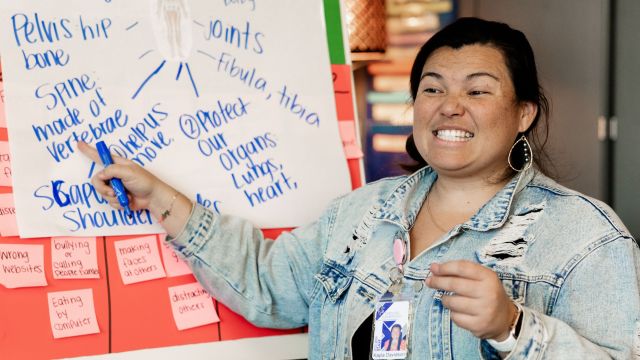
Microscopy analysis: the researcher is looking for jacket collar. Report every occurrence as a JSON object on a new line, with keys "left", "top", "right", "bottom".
{"left": 373, "top": 166, "right": 536, "bottom": 232}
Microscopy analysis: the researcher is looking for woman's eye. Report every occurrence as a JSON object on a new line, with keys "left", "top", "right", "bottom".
{"left": 469, "top": 90, "right": 488, "bottom": 96}
{"left": 423, "top": 87, "right": 441, "bottom": 94}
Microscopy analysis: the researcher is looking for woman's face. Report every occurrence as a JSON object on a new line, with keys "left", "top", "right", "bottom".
{"left": 412, "top": 44, "right": 536, "bottom": 179}
{"left": 391, "top": 326, "right": 401, "bottom": 339}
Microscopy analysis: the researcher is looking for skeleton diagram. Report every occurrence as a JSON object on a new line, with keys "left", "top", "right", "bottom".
{"left": 153, "top": 0, "right": 192, "bottom": 61}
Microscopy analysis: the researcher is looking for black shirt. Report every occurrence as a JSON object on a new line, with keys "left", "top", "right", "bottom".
{"left": 351, "top": 313, "right": 374, "bottom": 360}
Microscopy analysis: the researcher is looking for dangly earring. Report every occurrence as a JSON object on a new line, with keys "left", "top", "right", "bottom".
{"left": 508, "top": 135, "right": 533, "bottom": 172}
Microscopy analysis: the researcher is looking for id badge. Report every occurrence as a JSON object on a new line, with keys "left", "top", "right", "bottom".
{"left": 371, "top": 287, "right": 414, "bottom": 359}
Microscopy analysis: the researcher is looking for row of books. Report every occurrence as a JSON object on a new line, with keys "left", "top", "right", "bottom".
{"left": 364, "top": 0, "right": 456, "bottom": 181}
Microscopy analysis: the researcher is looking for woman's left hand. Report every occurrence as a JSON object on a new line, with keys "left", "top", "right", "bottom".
{"left": 425, "top": 260, "right": 517, "bottom": 341}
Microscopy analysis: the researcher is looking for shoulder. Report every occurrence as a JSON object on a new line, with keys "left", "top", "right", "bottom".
{"left": 511, "top": 172, "right": 636, "bottom": 276}
{"left": 521, "top": 172, "right": 631, "bottom": 238}
{"left": 314, "top": 174, "right": 411, "bottom": 256}
{"left": 333, "top": 174, "right": 410, "bottom": 213}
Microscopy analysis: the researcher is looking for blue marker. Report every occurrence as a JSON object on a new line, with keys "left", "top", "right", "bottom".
{"left": 95, "top": 141, "right": 132, "bottom": 216}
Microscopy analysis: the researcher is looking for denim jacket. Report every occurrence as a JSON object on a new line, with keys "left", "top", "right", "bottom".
{"left": 167, "top": 167, "right": 640, "bottom": 359}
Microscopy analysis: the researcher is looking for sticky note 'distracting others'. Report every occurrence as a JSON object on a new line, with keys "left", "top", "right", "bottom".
{"left": 0, "top": 243, "right": 47, "bottom": 288}
{"left": 114, "top": 235, "right": 166, "bottom": 285}
{"left": 48, "top": 288, "right": 100, "bottom": 339}
{"left": 168, "top": 282, "right": 219, "bottom": 330}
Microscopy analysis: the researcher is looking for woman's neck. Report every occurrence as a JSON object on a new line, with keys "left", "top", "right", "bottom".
{"left": 430, "top": 172, "right": 511, "bottom": 213}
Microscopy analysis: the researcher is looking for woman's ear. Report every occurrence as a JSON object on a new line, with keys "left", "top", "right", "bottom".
{"left": 518, "top": 101, "right": 538, "bottom": 133}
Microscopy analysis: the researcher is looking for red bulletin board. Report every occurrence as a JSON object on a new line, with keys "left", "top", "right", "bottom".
{"left": 0, "top": 68, "right": 362, "bottom": 359}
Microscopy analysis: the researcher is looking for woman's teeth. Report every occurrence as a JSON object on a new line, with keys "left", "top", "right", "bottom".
{"left": 434, "top": 129, "right": 474, "bottom": 142}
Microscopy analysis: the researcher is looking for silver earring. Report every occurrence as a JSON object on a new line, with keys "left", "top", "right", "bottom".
{"left": 508, "top": 135, "right": 533, "bottom": 172}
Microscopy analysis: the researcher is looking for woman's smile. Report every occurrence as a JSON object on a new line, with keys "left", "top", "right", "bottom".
{"left": 433, "top": 128, "right": 475, "bottom": 142}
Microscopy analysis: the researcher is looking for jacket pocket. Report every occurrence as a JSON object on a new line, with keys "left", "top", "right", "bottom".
{"left": 315, "top": 259, "right": 353, "bottom": 303}
{"left": 496, "top": 272, "right": 527, "bottom": 303}
{"left": 312, "top": 259, "right": 354, "bottom": 358}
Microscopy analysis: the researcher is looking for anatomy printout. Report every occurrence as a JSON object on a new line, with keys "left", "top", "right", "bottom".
{"left": 0, "top": 0, "right": 351, "bottom": 237}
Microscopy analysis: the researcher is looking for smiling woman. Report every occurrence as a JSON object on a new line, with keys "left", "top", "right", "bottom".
{"left": 79, "top": 17, "right": 639, "bottom": 360}
{"left": 413, "top": 45, "right": 536, "bottom": 182}
{"left": 405, "top": 18, "right": 551, "bottom": 180}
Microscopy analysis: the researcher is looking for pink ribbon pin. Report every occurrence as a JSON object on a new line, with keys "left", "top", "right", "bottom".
{"left": 393, "top": 238, "right": 406, "bottom": 272}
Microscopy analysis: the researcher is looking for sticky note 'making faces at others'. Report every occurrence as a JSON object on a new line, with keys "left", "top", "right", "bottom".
{"left": 114, "top": 235, "right": 166, "bottom": 285}
{"left": 48, "top": 288, "right": 100, "bottom": 339}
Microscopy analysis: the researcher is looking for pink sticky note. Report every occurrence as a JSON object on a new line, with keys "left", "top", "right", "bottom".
{"left": 0, "top": 193, "right": 18, "bottom": 236}
{"left": 0, "top": 141, "right": 12, "bottom": 187}
{"left": 0, "top": 81, "right": 6, "bottom": 128}
{"left": 114, "top": 235, "right": 166, "bottom": 285}
{"left": 48, "top": 288, "right": 100, "bottom": 339}
{"left": 160, "top": 240, "right": 192, "bottom": 277}
{"left": 0, "top": 244, "right": 47, "bottom": 288}
{"left": 168, "top": 282, "right": 219, "bottom": 330}
{"left": 338, "top": 120, "right": 364, "bottom": 159}
{"left": 51, "top": 237, "right": 99, "bottom": 279}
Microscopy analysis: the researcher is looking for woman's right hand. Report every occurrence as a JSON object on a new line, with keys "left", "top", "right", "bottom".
{"left": 77, "top": 141, "right": 193, "bottom": 237}
{"left": 78, "top": 141, "right": 160, "bottom": 210}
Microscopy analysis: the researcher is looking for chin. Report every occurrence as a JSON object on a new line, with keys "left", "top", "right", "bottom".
{"left": 429, "top": 162, "right": 471, "bottom": 175}
{"left": 425, "top": 156, "right": 470, "bottom": 171}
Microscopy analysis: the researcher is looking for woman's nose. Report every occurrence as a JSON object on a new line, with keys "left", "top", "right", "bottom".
{"left": 440, "top": 94, "right": 465, "bottom": 117}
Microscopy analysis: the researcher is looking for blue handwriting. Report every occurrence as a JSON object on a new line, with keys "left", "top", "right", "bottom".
{"left": 35, "top": 108, "right": 128, "bottom": 162}
{"left": 109, "top": 103, "right": 173, "bottom": 167}
{"left": 22, "top": 48, "right": 69, "bottom": 70}
{"left": 11, "top": 12, "right": 72, "bottom": 47}
{"left": 243, "top": 171, "right": 298, "bottom": 207}
{"left": 201, "top": 51, "right": 267, "bottom": 92}
{"left": 217, "top": 132, "right": 276, "bottom": 170}
{"left": 35, "top": 73, "right": 96, "bottom": 111}
{"left": 78, "top": 16, "right": 111, "bottom": 41}
{"left": 231, "top": 158, "right": 280, "bottom": 189}
{"left": 63, "top": 207, "right": 153, "bottom": 232}
{"left": 276, "top": 85, "right": 320, "bottom": 127}
{"left": 34, "top": 180, "right": 106, "bottom": 210}
{"left": 178, "top": 97, "right": 250, "bottom": 140}
{"left": 204, "top": 18, "right": 263, "bottom": 54}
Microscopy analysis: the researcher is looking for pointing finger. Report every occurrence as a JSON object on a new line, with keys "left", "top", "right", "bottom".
{"left": 78, "top": 141, "right": 101, "bottom": 163}
{"left": 78, "top": 141, "right": 131, "bottom": 166}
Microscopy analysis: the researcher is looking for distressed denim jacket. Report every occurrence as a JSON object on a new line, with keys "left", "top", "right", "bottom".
{"left": 167, "top": 166, "right": 640, "bottom": 359}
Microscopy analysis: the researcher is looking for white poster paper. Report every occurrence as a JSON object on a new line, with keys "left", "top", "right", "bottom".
{"left": 0, "top": 0, "right": 351, "bottom": 237}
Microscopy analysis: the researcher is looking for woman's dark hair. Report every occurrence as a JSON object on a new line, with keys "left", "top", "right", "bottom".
{"left": 404, "top": 17, "right": 554, "bottom": 177}
{"left": 385, "top": 324, "right": 403, "bottom": 350}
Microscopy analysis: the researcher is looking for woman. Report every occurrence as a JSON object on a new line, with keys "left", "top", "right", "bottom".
{"left": 382, "top": 324, "right": 407, "bottom": 352}
{"left": 79, "top": 18, "right": 639, "bottom": 359}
